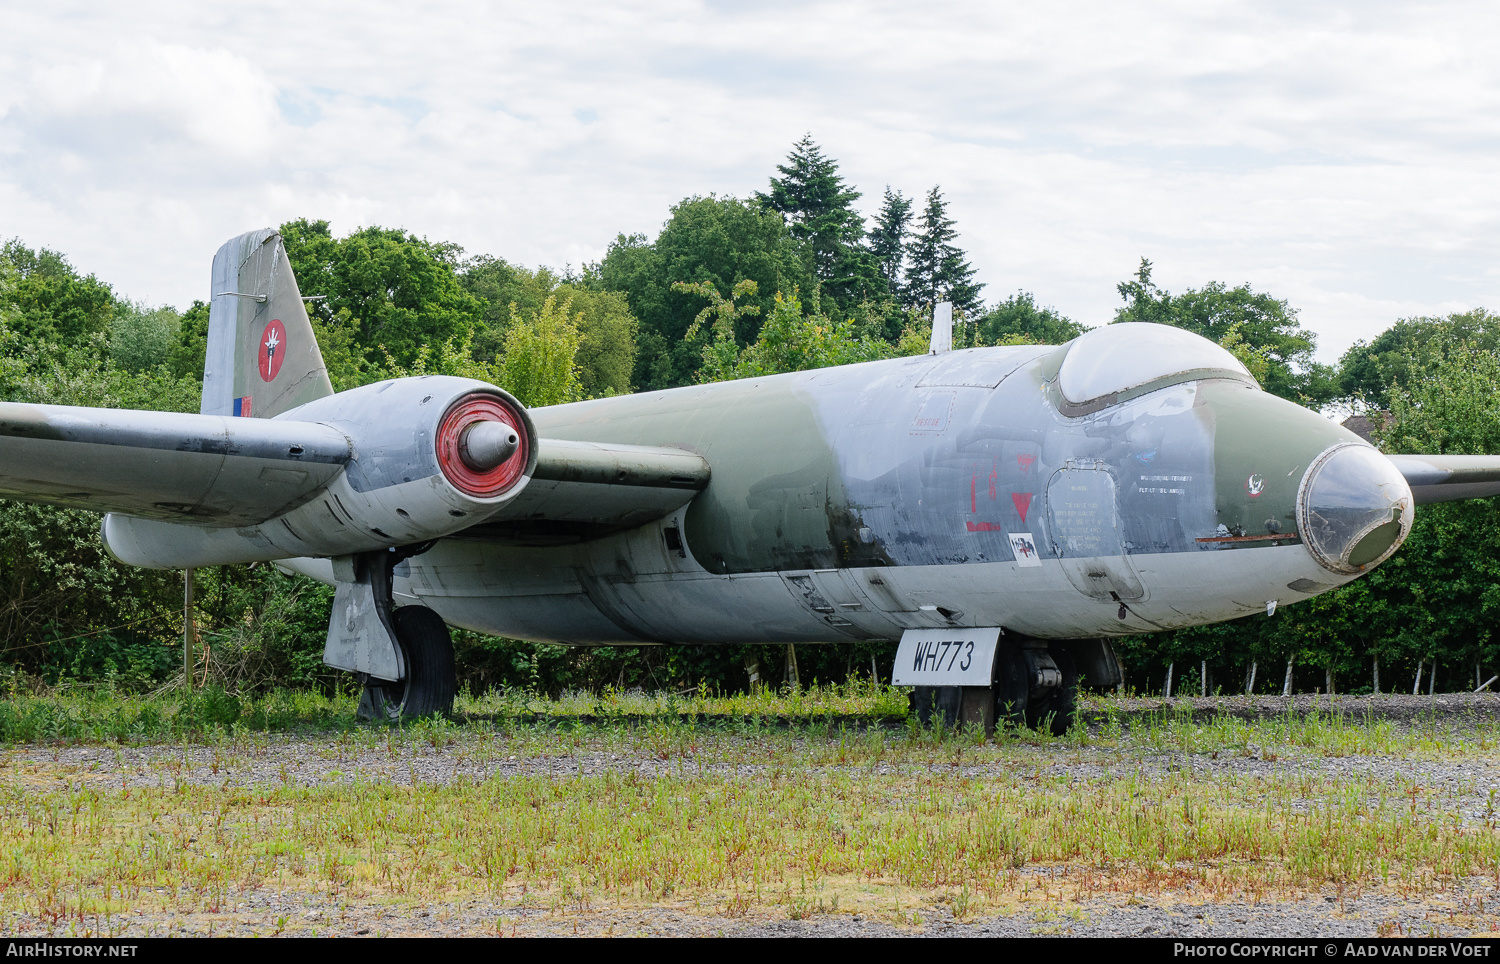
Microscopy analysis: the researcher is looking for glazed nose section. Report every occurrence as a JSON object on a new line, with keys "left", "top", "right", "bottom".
{"left": 1297, "top": 443, "right": 1414, "bottom": 574}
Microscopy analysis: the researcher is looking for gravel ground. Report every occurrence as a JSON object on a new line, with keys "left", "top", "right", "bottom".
{"left": 5, "top": 693, "right": 1500, "bottom": 938}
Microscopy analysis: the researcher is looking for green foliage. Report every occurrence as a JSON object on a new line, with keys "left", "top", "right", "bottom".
{"left": 0, "top": 293, "right": 214, "bottom": 687}
{"left": 682, "top": 288, "right": 898, "bottom": 383}
{"left": 0, "top": 239, "right": 116, "bottom": 346}
{"left": 867, "top": 187, "right": 913, "bottom": 299}
{"left": 757, "top": 135, "right": 881, "bottom": 307}
{"left": 0, "top": 499, "right": 183, "bottom": 683}
{"left": 1339, "top": 309, "right": 1500, "bottom": 409}
{"left": 1381, "top": 340, "right": 1500, "bottom": 456}
{"left": 976, "top": 291, "right": 1084, "bottom": 346}
{"left": 1113, "top": 258, "right": 1335, "bottom": 406}
{"left": 600, "top": 196, "right": 812, "bottom": 391}
{"left": 1217, "top": 323, "right": 1274, "bottom": 385}
{"left": 677, "top": 277, "right": 762, "bottom": 337}
{"left": 166, "top": 300, "right": 210, "bottom": 379}
{"left": 463, "top": 261, "right": 635, "bottom": 398}
{"left": 204, "top": 571, "right": 341, "bottom": 695}
{"left": 280, "top": 218, "right": 484, "bottom": 370}
{"left": 496, "top": 295, "right": 585, "bottom": 407}
{"left": 108, "top": 301, "right": 180, "bottom": 373}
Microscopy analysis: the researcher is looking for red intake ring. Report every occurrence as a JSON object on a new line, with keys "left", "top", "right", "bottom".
{"left": 435, "top": 393, "right": 529, "bottom": 498}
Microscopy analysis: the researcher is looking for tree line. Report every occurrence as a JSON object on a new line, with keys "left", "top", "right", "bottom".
{"left": 1, "top": 135, "right": 1497, "bottom": 698}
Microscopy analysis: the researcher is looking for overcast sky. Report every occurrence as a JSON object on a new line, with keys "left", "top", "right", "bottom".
{"left": 3, "top": 1, "right": 1498, "bottom": 361}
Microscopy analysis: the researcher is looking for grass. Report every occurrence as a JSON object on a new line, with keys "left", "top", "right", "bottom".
{"left": 2, "top": 684, "right": 1500, "bottom": 935}
{"left": 0, "top": 676, "right": 910, "bottom": 743}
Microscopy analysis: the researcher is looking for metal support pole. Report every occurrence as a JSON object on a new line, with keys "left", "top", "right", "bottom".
{"left": 183, "top": 568, "right": 194, "bottom": 692}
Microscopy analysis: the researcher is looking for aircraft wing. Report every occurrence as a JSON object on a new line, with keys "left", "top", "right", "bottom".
{"left": 0, "top": 401, "right": 352, "bottom": 526}
{"left": 1388, "top": 454, "right": 1500, "bottom": 505}
{"left": 0, "top": 400, "right": 707, "bottom": 540}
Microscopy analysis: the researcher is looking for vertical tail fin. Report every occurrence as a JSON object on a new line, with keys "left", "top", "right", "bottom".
{"left": 202, "top": 229, "right": 333, "bottom": 418}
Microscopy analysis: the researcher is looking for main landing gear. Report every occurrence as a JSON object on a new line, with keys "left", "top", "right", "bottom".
{"left": 324, "top": 545, "right": 457, "bottom": 722}
{"left": 911, "top": 638, "right": 1117, "bottom": 736}
{"left": 357, "top": 605, "right": 457, "bottom": 721}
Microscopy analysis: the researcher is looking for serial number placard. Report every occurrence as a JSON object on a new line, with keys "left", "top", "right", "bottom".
{"left": 891, "top": 628, "right": 1001, "bottom": 687}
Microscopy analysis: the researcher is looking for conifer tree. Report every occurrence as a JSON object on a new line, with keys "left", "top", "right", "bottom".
{"left": 756, "top": 135, "right": 875, "bottom": 307}
{"left": 903, "top": 187, "right": 983, "bottom": 315}
{"left": 867, "top": 187, "right": 913, "bottom": 298}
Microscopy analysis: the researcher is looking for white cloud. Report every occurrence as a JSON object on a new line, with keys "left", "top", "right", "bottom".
{"left": 13, "top": 41, "right": 280, "bottom": 162}
{"left": 1, "top": 1, "right": 1498, "bottom": 361}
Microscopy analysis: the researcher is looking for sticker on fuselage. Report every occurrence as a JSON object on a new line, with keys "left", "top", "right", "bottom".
{"left": 1009, "top": 532, "right": 1042, "bottom": 567}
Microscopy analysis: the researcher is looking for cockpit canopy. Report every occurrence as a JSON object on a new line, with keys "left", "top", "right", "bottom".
{"left": 1054, "top": 322, "right": 1256, "bottom": 415}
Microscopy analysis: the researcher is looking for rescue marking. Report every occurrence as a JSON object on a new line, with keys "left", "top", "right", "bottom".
{"left": 1016, "top": 454, "right": 1036, "bottom": 473}
{"left": 1012, "top": 491, "right": 1033, "bottom": 522}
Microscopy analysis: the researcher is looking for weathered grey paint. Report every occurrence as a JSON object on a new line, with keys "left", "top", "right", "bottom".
{"left": 1388, "top": 454, "right": 1500, "bottom": 504}
{"left": 0, "top": 228, "right": 1456, "bottom": 660}
{"left": 347, "top": 339, "right": 1386, "bottom": 647}
{"left": 0, "top": 402, "right": 348, "bottom": 525}
{"left": 203, "top": 230, "right": 333, "bottom": 420}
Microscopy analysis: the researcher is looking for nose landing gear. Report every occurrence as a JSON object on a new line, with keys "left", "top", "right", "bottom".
{"left": 911, "top": 638, "right": 1105, "bottom": 737}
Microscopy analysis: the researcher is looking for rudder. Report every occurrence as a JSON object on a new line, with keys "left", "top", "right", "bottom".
{"left": 202, "top": 229, "right": 333, "bottom": 418}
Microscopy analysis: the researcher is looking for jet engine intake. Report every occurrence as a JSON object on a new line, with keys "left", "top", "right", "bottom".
{"left": 102, "top": 376, "right": 540, "bottom": 567}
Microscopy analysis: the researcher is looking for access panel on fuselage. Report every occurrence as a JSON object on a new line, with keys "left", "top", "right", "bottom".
{"left": 1045, "top": 464, "right": 1145, "bottom": 601}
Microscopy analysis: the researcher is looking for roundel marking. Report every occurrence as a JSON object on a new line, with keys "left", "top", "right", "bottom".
{"left": 258, "top": 320, "right": 287, "bottom": 382}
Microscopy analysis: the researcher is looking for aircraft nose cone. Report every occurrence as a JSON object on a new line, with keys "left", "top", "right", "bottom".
{"left": 458, "top": 420, "right": 520, "bottom": 472}
{"left": 1297, "top": 443, "right": 1414, "bottom": 574}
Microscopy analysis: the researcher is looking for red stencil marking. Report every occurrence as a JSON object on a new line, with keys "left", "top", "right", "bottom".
{"left": 1017, "top": 454, "right": 1036, "bottom": 473}
{"left": 1012, "top": 492, "right": 1033, "bottom": 523}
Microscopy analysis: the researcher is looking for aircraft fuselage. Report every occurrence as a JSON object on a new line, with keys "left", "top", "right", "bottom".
{"left": 305, "top": 343, "right": 1379, "bottom": 645}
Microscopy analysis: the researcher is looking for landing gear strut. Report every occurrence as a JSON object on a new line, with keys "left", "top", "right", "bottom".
{"left": 324, "top": 544, "right": 456, "bottom": 722}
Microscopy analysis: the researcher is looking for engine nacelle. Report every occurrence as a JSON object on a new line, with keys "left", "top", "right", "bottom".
{"left": 103, "top": 376, "right": 537, "bottom": 568}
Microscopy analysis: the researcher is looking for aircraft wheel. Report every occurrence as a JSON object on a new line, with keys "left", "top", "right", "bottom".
{"left": 909, "top": 686, "right": 961, "bottom": 727}
{"left": 357, "top": 606, "right": 456, "bottom": 721}
{"left": 993, "top": 646, "right": 1030, "bottom": 729}
{"left": 1025, "top": 647, "right": 1078, "bottom": 736}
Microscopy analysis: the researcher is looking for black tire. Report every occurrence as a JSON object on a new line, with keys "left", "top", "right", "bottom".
{"left": 1025, "top": 647, "right": 1078, "bottom": 736}
{"left": 993, "top": 646, "right": 1030, "bottom": 729}
{"left": 909, "top": 685, "right": 962, "bottom": 728}
{"left": 358, "top": 606, "right": 456, "bottom": 722}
